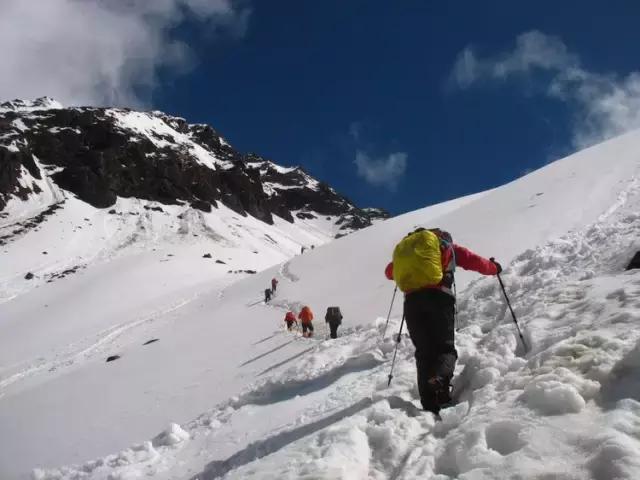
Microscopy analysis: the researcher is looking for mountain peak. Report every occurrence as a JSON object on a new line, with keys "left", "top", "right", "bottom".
{"left": 0, "top": 96, "right": 63, "bottom": 112}
{"left": 0, "top": 103, "right": 387, "bottom": 237}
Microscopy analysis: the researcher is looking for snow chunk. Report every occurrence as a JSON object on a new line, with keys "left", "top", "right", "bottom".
{"left": 5, "top": 141, "right": 20, "bottom": 152}
{"left": 32, "top": 441, "right": 159, "bottom": 480}
{"left": 471, "top": 367, "right": 501, "bottom": 389}
{"left": 12, "top": 118, "right": 28, "bottom": 131}
{"left": 152, "top": 423, "right": 190, "bottom": 446}
{"left": 306, "top": 425, "right": 371, "bottom": 478}
{"left": 521, "top": 378, "right": 586, "bottom": 415}
{"left": 587, "top": 435, "right": 640, "bottom": 480}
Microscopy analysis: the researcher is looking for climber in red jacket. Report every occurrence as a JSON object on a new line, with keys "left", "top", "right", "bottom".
{"left": 385, "top": 228, "right": 501, "bottom": 414}
{"left": 284, "top": 311, "right": 297, "bottom": 331}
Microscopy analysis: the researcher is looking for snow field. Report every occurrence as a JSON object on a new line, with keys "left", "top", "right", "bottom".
{"left": 34, "top": 171, "right": 640, "bottom": 479}
{"left": 0, "top": 194, "right": 334, "bottom": 381}
{"left": 0, "top": 191, "right": 342, "bottom": 477}
{"left": 4, "top": 128, "right": 640, "bottom": 479}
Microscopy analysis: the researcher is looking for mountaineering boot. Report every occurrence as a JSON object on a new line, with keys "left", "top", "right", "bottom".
{"left": 421, "top": 376, "right": 451, "bottom": 414}
{"left": 433, "top": 376, "right": 452, "bottom": 405}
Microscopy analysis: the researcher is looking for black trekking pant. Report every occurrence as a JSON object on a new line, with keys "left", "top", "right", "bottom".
{"left": 328, "top": 321, "right": 340, "bottom": 339}
{"left": 404, "top": 289, "right": 457, "bottom": 411}
{"left": 302, "top": 323, "right": 314, "bottom": 336}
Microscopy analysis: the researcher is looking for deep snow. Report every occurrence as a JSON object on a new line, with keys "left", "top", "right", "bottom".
{"left": 2, "top": 129, "right": 640, "bottom": 479}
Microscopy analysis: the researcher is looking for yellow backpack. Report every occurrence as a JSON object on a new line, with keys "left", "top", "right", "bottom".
{"left": 392, "top": 229, "right": 447, "bottom": 293}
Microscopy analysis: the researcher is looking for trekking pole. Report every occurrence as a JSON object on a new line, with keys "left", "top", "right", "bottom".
{"left": 387, "top": 312, "right": 405, "bottom": 387}
{"left": 496, "top": 272, "right": 528, "bottom": 352}
{"left": 453, "top": 279, "right": 459, "bottom": 332}
{"left": 382, "top": 286, "right": 398, "bottom": 339}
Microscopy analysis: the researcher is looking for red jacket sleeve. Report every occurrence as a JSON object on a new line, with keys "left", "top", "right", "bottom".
{"left": 453, "top": 244, "right": 497, "bottom": 275}
{"left": 385, "top": 262, "right": 394, "bottom": 280}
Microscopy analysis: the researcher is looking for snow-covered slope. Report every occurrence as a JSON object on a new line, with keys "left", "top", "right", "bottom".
{"left": 1, "top": 98, "right": 387, "bottom": 302}
{"left": 2, "top": 129, "right": 640, "bottom": 479}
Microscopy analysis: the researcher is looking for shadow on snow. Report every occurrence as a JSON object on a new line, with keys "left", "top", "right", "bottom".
{"left": 239, "top": 340, "right": 295, "bottom": 367}
{"left": 238, "top": 352, "right": 383, "bottom": 407}
{"left": 258, "top": 347, "right": 315, "bottom": 376}
{"left": 191, "top": 398, "right": 373, "bottom": 480}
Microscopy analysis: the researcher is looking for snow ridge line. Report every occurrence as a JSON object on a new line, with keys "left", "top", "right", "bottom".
{"left": 597, "top": 176, "right": 640, "bottom": 222}
{"left": 458, "top": 174, "right": 640, "bottom": 334}
{"left": 235, "top": 351, "right": 384, "bottom": 407}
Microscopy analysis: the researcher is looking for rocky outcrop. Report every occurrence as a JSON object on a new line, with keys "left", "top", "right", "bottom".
{"left": 627, "top": 251, "right": 640, "bottom": 270}
{"left": 334, "top": 208, "right": 388, "bottom": 237}
{"left": 0, "top": 98, "right": 388, "bottom": 236}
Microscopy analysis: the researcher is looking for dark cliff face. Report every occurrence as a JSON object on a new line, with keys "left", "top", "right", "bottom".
{"left": 0, "top": 99, "right": 388, "bottom": 235}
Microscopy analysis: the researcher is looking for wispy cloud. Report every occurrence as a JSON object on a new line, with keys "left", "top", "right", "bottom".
{"left": 348, "top": 121, "right": 363, "bottom": 142}
{"left": 450, "top": 30, "right": 640, "bottom": 149}
{"left": 354, "top": 151, "right": 407, "bottom": 190}
{"left": 0, "top": 0, "right": 250, "bottom": 107}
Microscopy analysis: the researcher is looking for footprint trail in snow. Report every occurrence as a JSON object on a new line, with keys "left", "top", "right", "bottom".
{"left": 31, "top": 167, "right": 640, "bottom": 478}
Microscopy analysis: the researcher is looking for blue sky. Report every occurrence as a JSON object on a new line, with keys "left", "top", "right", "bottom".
{"left": 4, "top": 1, "right": 640, "bottom": 215}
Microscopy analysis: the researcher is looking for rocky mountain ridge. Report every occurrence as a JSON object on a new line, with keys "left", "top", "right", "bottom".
{"left": 0, "top": 97, "right": 387, "bottom": 236}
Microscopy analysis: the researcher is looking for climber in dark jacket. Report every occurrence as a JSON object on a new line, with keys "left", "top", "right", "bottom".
{"left": 325, "top": 307, "right": 343, "bottom": 339}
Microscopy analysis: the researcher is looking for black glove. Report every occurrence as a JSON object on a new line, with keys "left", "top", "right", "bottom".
{"left": 490, "top": 257, "right": 502, "bottom": 274}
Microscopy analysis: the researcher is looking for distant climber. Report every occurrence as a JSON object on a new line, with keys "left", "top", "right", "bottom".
{"left": 385, "top": 228, "right": 501, "bottom": 415}
{"left": 284, "top": 311, "right": 297, "bottom": 331}
{"left": 271, "top": 277, "right": 278, "bottom": 293}
{"left": 301, "top": 246, "right": 306, "bottom": 254}
{"left": 325, "top": 306, "right": 343, "bottom": 339}
{"left": 264, "top": 288, "right": 272, "bottom": 303}
{"left": 298, "top": 306, "right": 314, "bottom": 337}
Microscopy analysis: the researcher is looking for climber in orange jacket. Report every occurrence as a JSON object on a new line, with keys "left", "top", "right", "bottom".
{"left": 298, "top": 306, "right": 314, "bottom": 338}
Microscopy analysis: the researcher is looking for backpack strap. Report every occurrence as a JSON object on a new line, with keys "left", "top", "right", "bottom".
{"left": 436, "top": 231, "right": 456, "bottom": 289}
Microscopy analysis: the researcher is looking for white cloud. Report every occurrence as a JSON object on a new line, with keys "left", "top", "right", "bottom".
{"left": 450, "top": 30, "right": 640, "bottom": 149}
{"left": 450, "top": 31, "right": 578, "bottom": 87}
{"left": 0, "top": 0, "right": 249, "bottom": 107}
{"left": 354, "top": 151, "right": 407, "bottom": 190}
